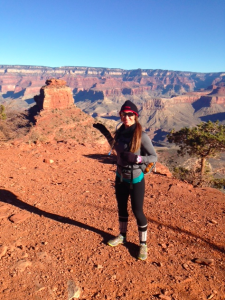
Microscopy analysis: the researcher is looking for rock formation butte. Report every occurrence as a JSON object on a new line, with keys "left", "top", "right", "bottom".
{"left": 34, "top": 79, "right": 74, "bottom": 110}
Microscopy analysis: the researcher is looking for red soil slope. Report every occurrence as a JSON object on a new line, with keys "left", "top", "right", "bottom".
{"left": 0, "top": 108, "right": 224, "bottom": 300}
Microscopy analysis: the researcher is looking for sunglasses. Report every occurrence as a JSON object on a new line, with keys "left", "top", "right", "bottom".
{"left": 121, "top": 112, "right": 135, "bottom": 118}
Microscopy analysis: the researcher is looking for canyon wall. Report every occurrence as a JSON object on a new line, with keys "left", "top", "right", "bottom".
{"left": 0, "top": 65, "right": 225, "bottom": 101}
{"left": 0, "top": 65, "right": 225, "bottom": 143}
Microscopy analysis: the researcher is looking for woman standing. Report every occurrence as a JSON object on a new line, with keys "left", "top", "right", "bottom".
{"left": 107, "top": 100, "right": 157, "bottom": 260}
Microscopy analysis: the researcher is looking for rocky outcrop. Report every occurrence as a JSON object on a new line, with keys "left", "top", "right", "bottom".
{"left": 205, "top": 86, "right": 225, "bottom": 105}
{"left": 209, "top": 86, "right": 225, "bottom": 95}
{"left": 137, "top": 84, "right": 225, "bottom": 137}
{"left": 154, "top": 162, "right": 172, "bottom": 177}
{"left": 141, "top": 87, "right": 225, "bottom": 112}
{"left": 34, "top": 79, "right": 74, "bottom": 110}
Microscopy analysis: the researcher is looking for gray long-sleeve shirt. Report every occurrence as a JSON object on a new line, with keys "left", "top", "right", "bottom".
{"left": 114, "top": 131, "right": 157, "bottom": 180}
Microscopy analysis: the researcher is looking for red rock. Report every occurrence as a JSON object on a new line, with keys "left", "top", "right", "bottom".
{"left": 9, "top": 212, "right": 31, "bottom": 223}
{"left": 193, "top": 258, "right": 214, "bottom": 265}
{"left": 34, "top": 79, "right": 74, "bottom": 110}
{"left": 158, "top": 295, "right": 171, "bottom": 300}
{"left": 154, "top": 162, "right": 172, "bottom": 177}
{"left": 0, "top": 245, "right": 7, "bottom": 259}
{"left": 43, "top": 158, "right": 54, "bottom": 164}
{"left": 15, "top": 259, "right": 32, "bottom": 272}
{"left": 209, "top": 86, "right": 225, "bottom": 96}
{"left": 45, "top": 78, "right": 67, "bottom": 86}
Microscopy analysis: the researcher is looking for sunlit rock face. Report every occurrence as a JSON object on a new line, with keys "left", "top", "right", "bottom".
{"left": 1, "top": 65, "right": 225, "bottom": 101}
{"left": 34, "top": 79, "right": 74, "bottom": 110}
{"left": 0, "top": 65, "right": 225, "bottom": 139}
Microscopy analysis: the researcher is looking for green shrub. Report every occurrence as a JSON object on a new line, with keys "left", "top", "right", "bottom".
{"left": 28, "top": 131, "right": 47, "bottom": 144}
{"left": 0, "top": 105, "right": 6, "bottom": 120}
{"left": 173, "top": 165, "right": 225, "bottom": 190}
{"left": 173, "top": 166, "right": 206, "bottom": 186}
{"left": 173, "top": 166, "right": 190, "bottom": 181}
{"left": 211, "top": 178, "right": 225, "bottom": 190}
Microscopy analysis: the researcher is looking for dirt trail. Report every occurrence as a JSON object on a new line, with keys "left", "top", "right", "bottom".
{"left": 0, "top": 139, "right": 224, "bottom": 300}
{"left": 0, "top": 106, "right": 224, "bottom": 300}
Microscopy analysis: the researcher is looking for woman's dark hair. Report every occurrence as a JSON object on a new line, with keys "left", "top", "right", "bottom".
{"left": 130, "top": 116, "right": 142, "bottom": 153}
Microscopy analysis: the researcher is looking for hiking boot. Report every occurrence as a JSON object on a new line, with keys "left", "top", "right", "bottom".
{"left": 107, "top": 234, "right": 126, "bottom": 247}
{"left": 138, "top": 244, "right": 147, "bottom": 260}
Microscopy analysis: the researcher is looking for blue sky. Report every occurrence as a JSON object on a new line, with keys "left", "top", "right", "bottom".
{"left": 0, "top": 0, "right": 224, "bottom": 72}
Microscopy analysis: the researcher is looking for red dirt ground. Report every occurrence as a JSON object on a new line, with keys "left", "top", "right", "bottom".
{"left": 0, "top": 107, "right": 224, "bottom": 300}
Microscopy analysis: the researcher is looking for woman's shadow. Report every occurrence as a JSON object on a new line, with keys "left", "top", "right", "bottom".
{"left": 0, "top": 189, "right": 139, "bottom": 258}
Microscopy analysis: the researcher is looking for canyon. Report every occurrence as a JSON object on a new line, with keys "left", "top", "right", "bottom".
{"left": 34, "top": 79, "right": 74, "bottom": 110}
{"left": 0, "top": 65, "right": 225, "bottom": 143}
{"left": 0, "top": 71, "right": 224, "bottom": 298}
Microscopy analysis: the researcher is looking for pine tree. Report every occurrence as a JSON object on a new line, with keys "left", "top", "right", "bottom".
{"left": 167, "top": 121, "right": 225, "bottom": 176}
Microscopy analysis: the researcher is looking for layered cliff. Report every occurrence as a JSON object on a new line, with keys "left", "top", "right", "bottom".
{"left": 1, "top": 65, "right": 224, "bottom": 101}
{"left": 34, "top": 79, "right": 74, "bottom": 110}
{"left": 1, "top": 65, "right": 225, "bottom": 143}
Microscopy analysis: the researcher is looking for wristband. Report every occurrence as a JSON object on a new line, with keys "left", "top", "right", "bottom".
{"left": 136, "top": 156, "right": 142, "bottom": 164}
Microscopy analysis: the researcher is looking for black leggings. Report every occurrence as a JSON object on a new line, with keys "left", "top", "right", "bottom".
{"left": 115, "top": 176, "right": 147, "bottom": 227}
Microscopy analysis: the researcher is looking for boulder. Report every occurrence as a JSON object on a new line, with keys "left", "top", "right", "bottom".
{"left": 154, "top": 162, "right": 172, "bottom": 177}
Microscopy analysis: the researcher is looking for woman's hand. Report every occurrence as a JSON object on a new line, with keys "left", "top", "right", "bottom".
{"left": 120, "top": 152, "right": 137, "bottom": 164}
{"left": 93, "top": 123, "right": 113, "bottom": 145}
